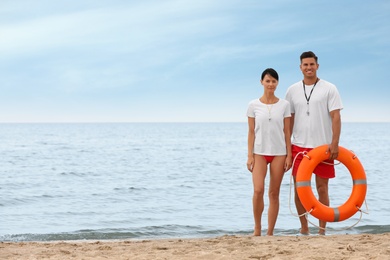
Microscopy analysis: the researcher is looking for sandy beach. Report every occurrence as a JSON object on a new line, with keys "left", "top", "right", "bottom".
{"left": 2, "top": 233, "right": 390, "bottom": 259}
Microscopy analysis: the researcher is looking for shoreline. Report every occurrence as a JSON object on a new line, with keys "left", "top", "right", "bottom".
{"left": 2, "top": 233, "right": 390, "bottom": 259}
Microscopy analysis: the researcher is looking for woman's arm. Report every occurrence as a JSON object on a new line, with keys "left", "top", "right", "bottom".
{"left": 247, "top": 117, "right": 255, "bottom": 172}
{"left": 283, "top": 116, "right": 292, "bottom": 172}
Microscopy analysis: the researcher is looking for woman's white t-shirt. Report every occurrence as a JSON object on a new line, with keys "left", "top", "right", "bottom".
{"left": 247, "top": 99, "right": 291, "bottom": 155}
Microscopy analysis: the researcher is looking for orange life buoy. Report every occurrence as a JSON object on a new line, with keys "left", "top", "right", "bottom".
{"left": 296, "top": 145, "right": 367, "bottom": 222}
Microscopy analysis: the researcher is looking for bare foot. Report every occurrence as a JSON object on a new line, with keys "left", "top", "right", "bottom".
{"left": 299, "top": 228, "right": 309, "bottom": 235}
{"left": 266, "top": 228, "right": 274, "bottom": 236}
{"left": 253, "top": 226, "right": 261, "bottom": 236}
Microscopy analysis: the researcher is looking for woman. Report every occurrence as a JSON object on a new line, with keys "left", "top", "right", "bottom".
{"left": 246, "top": 68, "right": 292, "bottom": 236}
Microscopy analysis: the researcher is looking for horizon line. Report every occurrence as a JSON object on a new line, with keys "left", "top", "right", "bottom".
{"left": 0, "top": 121, "right": 389, "bottom": 124}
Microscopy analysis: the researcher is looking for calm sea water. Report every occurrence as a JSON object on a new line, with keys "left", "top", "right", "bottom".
{"left": 1, "top": 122, "right": 389, "bottom": 242}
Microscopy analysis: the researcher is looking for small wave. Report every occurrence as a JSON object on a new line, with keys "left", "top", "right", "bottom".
{"left": 1, "top": 224, "right": 389, "bottom": 242}
{"left": 0, "top": 225, "right": 239, "bottom": 242}
{"left": 60, "top": 171, "right": 87, "bottom": 177}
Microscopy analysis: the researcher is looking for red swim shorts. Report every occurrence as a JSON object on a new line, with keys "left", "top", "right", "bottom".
{"left": 292, "top": 145, "right": 335, "bottom": 179}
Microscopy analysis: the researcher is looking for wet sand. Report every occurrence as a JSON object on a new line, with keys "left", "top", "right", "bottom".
{"left": 2, "top": 233, "right": 390, "bottom": 259}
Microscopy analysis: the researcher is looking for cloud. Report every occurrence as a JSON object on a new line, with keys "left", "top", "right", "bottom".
{"left": 1, "top": 0, "right": 246, "bottom": 94}
{"left": 0, "top": 1, "right": 237, "bottom": 57}
{"left": 0, "top": 0, "right": 389, "bottom": 122}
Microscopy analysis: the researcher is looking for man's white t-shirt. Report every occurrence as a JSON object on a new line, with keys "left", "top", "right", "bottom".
{"left": 285, "top": 79, "right": 343, "bottom": 148}
{"left": 247, "top": 99, "right": 291, "bottom": 155}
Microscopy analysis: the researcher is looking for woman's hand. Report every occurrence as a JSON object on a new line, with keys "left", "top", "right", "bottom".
{"left": 247, "top": 155, "right": 254, "bottom": 172}
{"left": 284, "top": 155, "right": 292, "bottom": 172}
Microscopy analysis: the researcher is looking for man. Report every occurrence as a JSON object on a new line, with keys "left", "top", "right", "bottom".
{"left": 285, "top": 51, "right": 343, "bottom": 235}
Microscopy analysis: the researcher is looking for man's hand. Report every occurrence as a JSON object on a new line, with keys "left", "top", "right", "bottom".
{"left": 327, "top": 143, "right": 339, "bottom": 160}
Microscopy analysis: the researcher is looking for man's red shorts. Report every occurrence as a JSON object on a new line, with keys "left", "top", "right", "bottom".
{"left": 292, "top": 145, "right": 335, "bottom": 179}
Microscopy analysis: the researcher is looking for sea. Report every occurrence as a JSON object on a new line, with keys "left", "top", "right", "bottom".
{"left": 1, "top": 122, "right": 389, "bottom": 242}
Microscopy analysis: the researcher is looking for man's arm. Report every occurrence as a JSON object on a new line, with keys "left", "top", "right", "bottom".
{"left": 328, "top": 109, "right": 341, "bottom": 160}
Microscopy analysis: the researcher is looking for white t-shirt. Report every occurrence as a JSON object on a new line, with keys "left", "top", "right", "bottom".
{"left": 247, "top": 98, "right": 291, "bottom": 155}
{"left": 285, "top": 79, "right": 343, "bottom": 148}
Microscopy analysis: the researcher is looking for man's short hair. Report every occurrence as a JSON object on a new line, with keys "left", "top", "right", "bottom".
{"left": 300, "top": 51, "right": 318, "bottom": 63}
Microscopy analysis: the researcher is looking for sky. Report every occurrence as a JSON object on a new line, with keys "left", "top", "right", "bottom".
{"left": 1, "top": 0, "right": 389, "bottom": 123}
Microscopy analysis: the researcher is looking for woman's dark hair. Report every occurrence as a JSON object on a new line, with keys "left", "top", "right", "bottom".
{"left": 261, "top": 68, "right": 279, "bottom": 81}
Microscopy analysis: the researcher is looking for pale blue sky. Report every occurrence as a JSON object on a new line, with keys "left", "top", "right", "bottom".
{"left": 1, "top": 0, "right": 389, "bottom": 123}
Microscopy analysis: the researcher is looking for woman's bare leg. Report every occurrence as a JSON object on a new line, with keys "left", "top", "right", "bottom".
{"left": 252, "top": 155, "right": 268, "bottom": 236}
{"left": 266, "top": 156, "right": 286, "bottom": 236}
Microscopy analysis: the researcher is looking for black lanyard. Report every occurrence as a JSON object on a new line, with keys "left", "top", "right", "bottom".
{"left": 302, "top": 78, "right": 319, "bottom": 104}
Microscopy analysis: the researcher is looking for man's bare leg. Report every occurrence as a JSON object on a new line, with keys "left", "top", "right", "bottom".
{"left": 294, "top": 176, "right": 309, "bottom": 235}
{"left": 316, "top": 175, "right": 329, "bottom": 235}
